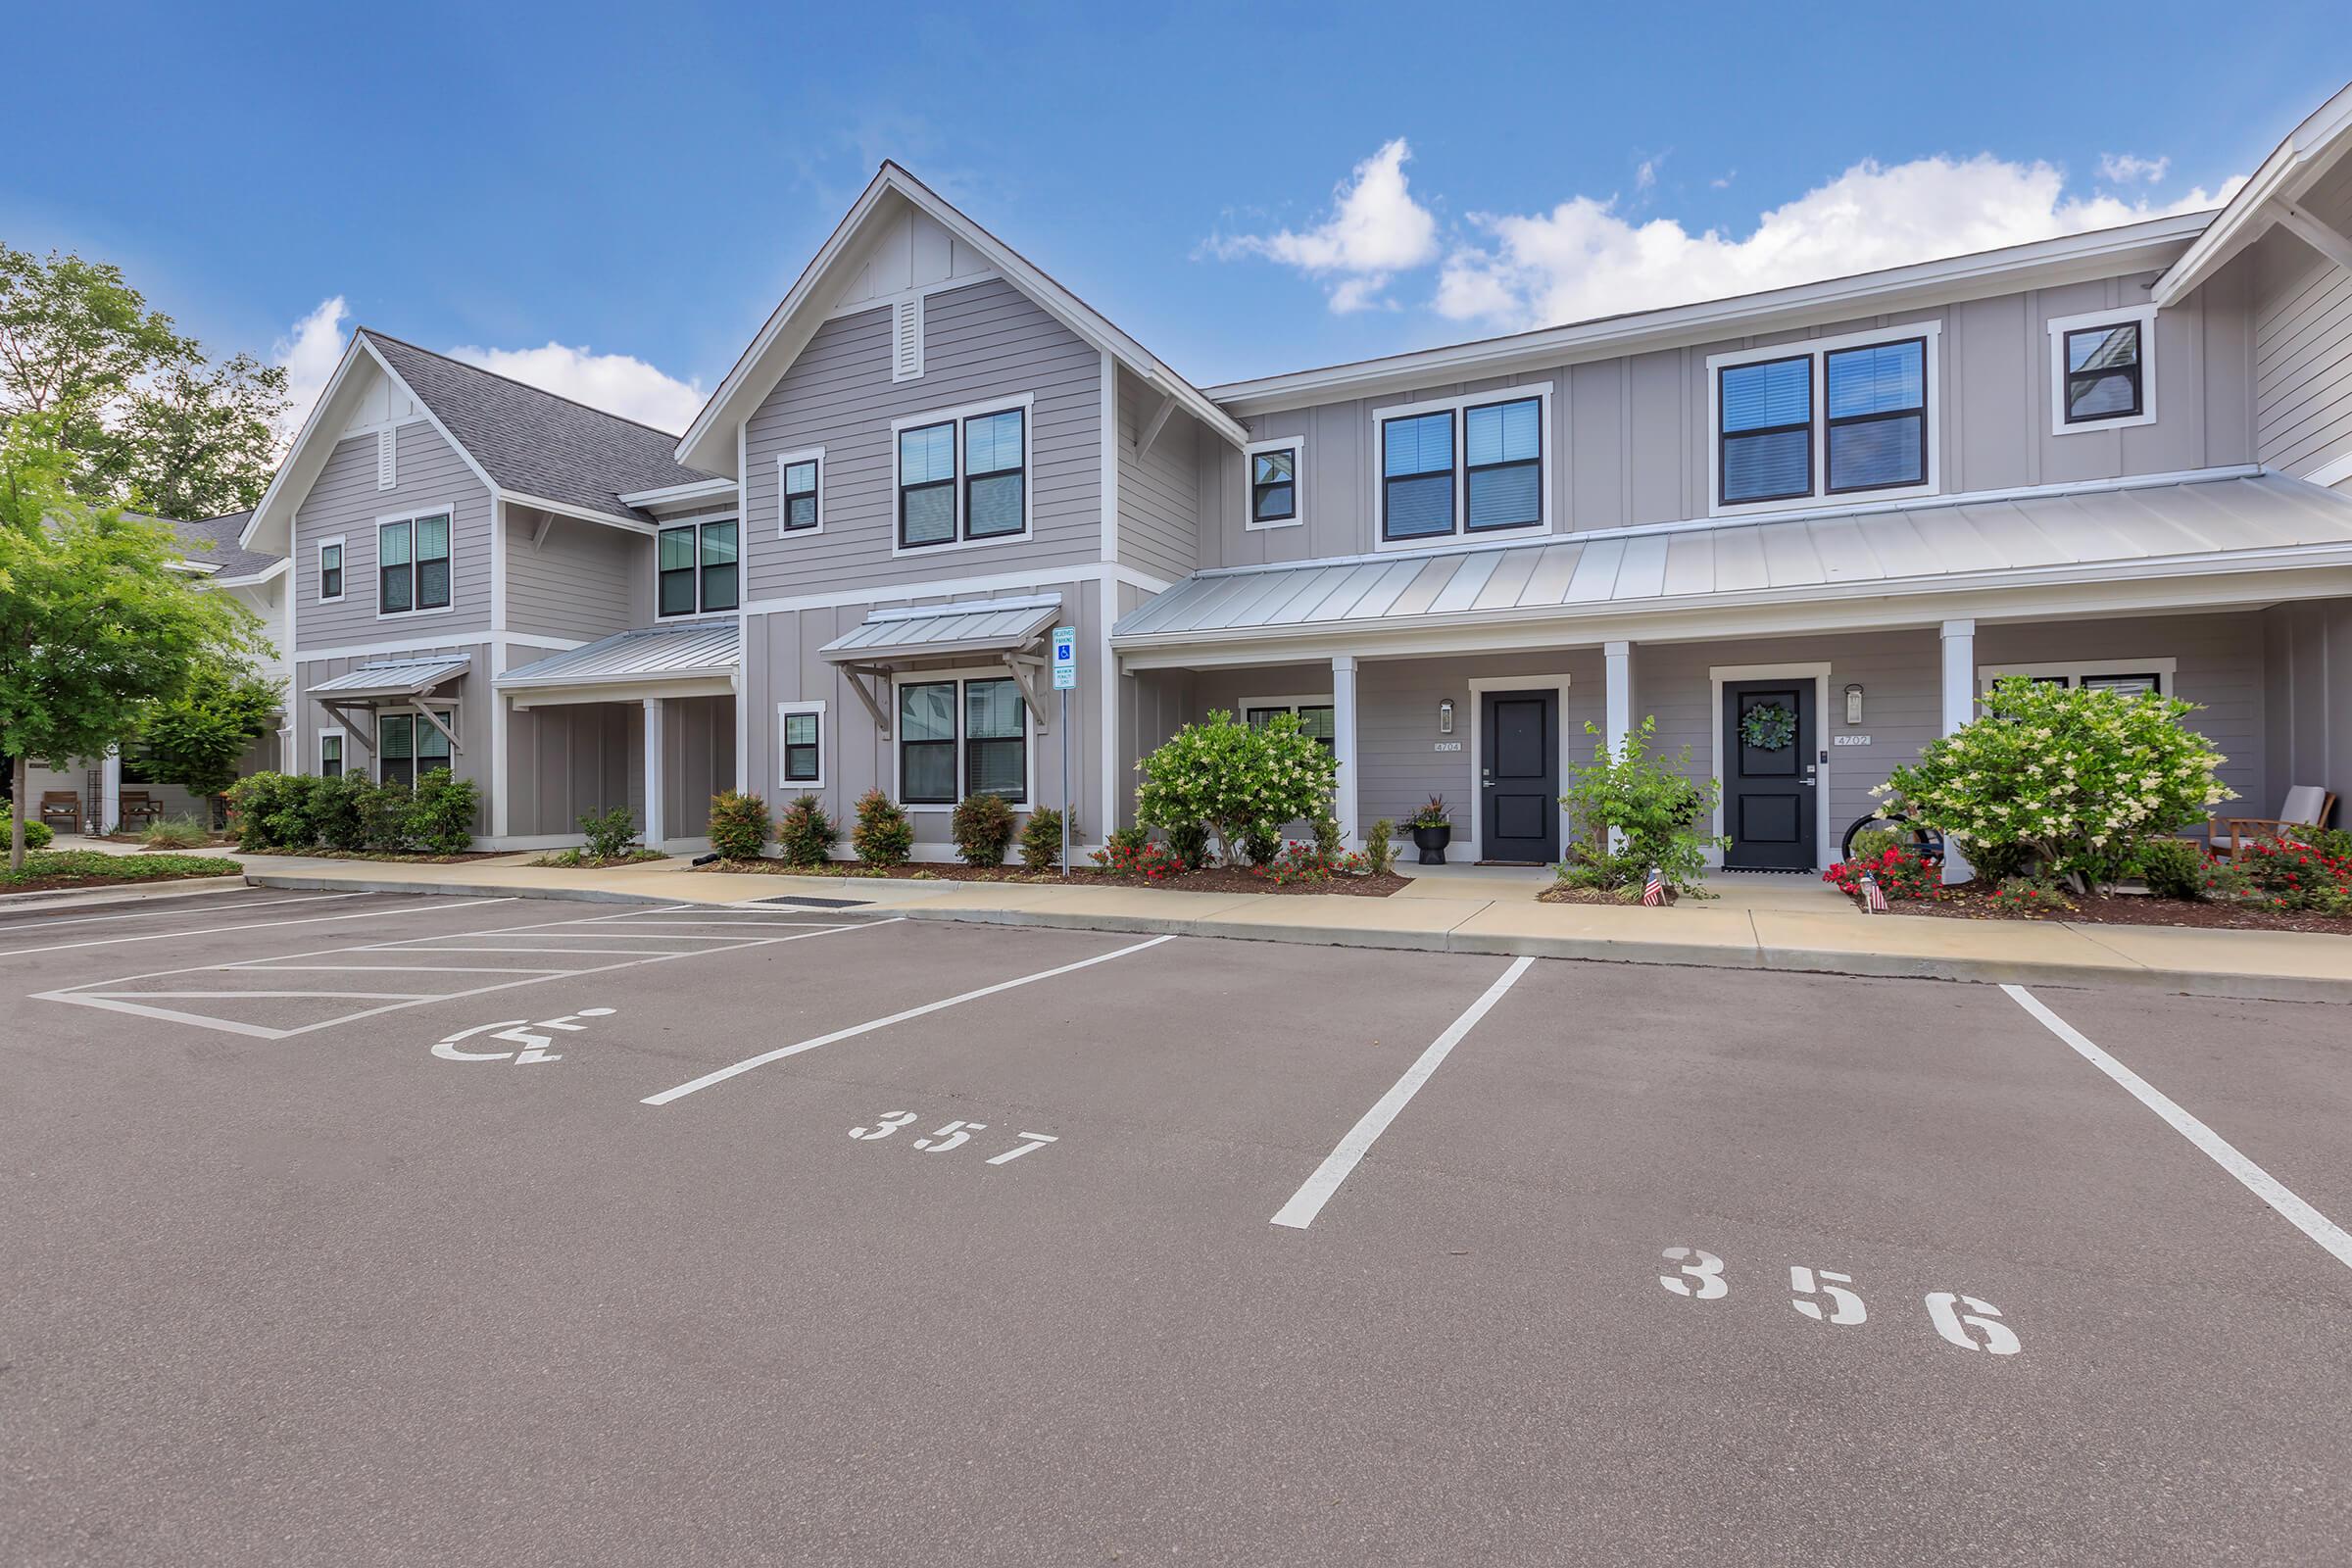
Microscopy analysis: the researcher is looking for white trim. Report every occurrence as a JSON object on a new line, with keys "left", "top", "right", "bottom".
{"left": 775, "top": 447, "right": 825, "bottom": 538}
{"left": 643, "top": 697, "right": 666, "bottom": 845}
{"left": 372, "top": 505, "right": 458, "bottom": 621}
{"left": 1244, "top": 434, "right": 1305, "bottom": 531}
{"left": 889, "top": 391, "right": 1037, "bottom": 558}
{"left": 316, "top": 726, "right": 348, "bottom": 779}
{"left": 1460, "top": 675, "right": 1577, "bottom": 864}
{"left": 730, "top": 561, "right": 1154, "bottom": 621}
{"left": 1370, "top": 382, "right": 1554, "bottom": 552}
{"left": 1100, "top": 350, "right": 1118, "bottom": 564}
{"left": 1236, "top": 693, "right": 1334, "bottom": 716}
{"left": 1098, "top": 575, "right": 1119, "bottom": 836}
{"left": 858, "top": 591, "right": 1064, "bottom": 625}
{"left": 1707, "top": 321, "right": 1942, "bottom": 518}
{"left": 776, "top": 699, "right": 827, "bottom": 791}
{"left": 2152, "top": 82, "right": 2352, "bottom": 308}
{"left": 888, "top": 665, "right": 1037, "bottom": 814}
{"left": 618, "top": 476, "right": 738, "bottom": 510}
{"left": 212, "top": 559, "right": 291, "bottom": 589}
{"left": 1108, "top": 563, "right": 1175, "bottom": 599}
{"left": 891, "top": 294, "right": 925, "bottom": 381}
{"left": 506, "top": 675, "right": 734, "bottom": 710}
{"left": 2047, "top": 304, "right": 2158, "bottom": 436}
{"left": 315, "top": 534, "right": 347, "bottom": 605}
{"left": 1707, "top": 662, "right": 1834, "bottom": 872}
{"left": 1977, "top": 657, "right": 2177, "bottom": 695}
{"left": 735, "top": 419, "right": 752, "bottom": 795}
{"left": 2305, "top": 449, "right": 2352, "bottom": 489}
{"left": 497, "top": 491, "right": 657, "bottom": 535}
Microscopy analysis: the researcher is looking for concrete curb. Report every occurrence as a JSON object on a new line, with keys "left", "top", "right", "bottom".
{"left": 244, "top": 872, "right": 668, "bottom": 906}
{"left": 0, "top": 874, "right": 249, "bottom": 908}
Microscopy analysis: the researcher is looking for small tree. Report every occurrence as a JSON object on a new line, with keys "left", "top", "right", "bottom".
{"left": 706, "top": 791, "right": 772, "bottom": 860}
{"left": 775, "top": 793, "right": 839, "bottom": 867}
{"left": 1, "top": 415, "right": 259, "bottom": 869}
{"left": 1558, "top": 717, "right": 1725, "bottom": 894}
{"left": 951, "top": 791, "right": 1016, "bottom": 867}
{"left": 1879, "top": 676, "right": 2233, "bottom": 895}
{"left": 1019, "top": 807, "right": 1071, "bottom": 871}
{"left": 851, "top": 789, "right": 913, "bottom": 866}
{"left": 135, "top": 662, "right": 282, "bottom": 823}
{"left": 1135, "top": 710, "right": 1337, "bottom": 866}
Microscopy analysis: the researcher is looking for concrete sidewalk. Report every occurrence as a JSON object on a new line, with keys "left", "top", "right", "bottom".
{"left": 233, "top": 854, "right": 2352, "bottom": 1004}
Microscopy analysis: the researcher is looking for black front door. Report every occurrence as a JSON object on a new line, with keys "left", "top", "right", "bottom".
{"left": 1723, "top": 680, "right": 1817, "bottom": 870}
{"left": 1481, "top": 689, "right": 1559, "bottom": 863}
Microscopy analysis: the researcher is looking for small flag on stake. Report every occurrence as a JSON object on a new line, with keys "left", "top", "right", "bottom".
{"left": 1859, "top": 872, "right": 1889, "bottom": 913}
{"left": 1642, "top": 865, "right": 1666, "bottom": 906}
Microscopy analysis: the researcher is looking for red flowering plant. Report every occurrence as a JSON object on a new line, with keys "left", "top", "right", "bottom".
{"left": 2224, "top": 837, "right": 2352, "bottom": 915}
{"left": 1251, "top": 839, "right": 1371, "bottom": 886}
{"left": 1090, "top": 837, "right": 1186, "bottom": 882}
{"left": 1822, "top": 844, "right": 1942, "bottom": 903}
{"left": 1983, "top": 881, "right": 2073, "bottom": 917}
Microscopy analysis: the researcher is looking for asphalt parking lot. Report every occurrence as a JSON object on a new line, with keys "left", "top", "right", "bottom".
{"left": 4, "top": 885, "right": 2349, "bottom": 1565}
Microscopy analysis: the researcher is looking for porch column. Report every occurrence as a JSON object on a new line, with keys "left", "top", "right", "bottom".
{"left": 101, "top": 747, "right": 122, "bottom": 835}
{"left": 1603, "top": 641, "right": 1634, "bottom": 756}
{"left": 1331, "top": 655, "right": 1359, "bottom": 845}
{"left": 1938, "top": 619, "right": 1976, "bottom": 885}
{"left": 643, "top": 697, "right": 666, "bottom": 848}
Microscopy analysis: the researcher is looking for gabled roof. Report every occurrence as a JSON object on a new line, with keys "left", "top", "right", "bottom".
{"left": 142, "top": 510, "right": 280, "bottom": 579}
{"left": 674, "top": 164, "right": 1248, "bottom": 472}
{"left": 2154, "top": 79, "right": 2352, "bottom": 307}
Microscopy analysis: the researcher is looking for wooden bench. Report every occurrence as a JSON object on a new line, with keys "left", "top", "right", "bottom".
{"left": 38, "top": 791, "right": 81, "bottom": 836}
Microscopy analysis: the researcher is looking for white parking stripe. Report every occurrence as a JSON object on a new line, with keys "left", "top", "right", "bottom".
{"left": 1272, "top": 956, "right": 1537, "bottom": 1231}
{"left": 0, "top": 897, "right": 517, "bottom": 959}
{"left": 642, "top": 933, "right": 1179, "bottom": 1106}
{"left": 2003, "top": 984, "right": 2352, "bottom": 1273}
{"left": 0, "top": 891, "right": 366, "bottom": 934}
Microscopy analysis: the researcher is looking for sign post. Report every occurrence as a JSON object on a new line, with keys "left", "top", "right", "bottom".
{"left": 1051, "top": 626, "right": 1077, "bottom": 876}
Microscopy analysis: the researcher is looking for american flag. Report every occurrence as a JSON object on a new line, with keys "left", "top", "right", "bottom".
{"left": 1859, "top": 872, "right": 1889, "bottom": 913}
{"left": 1642, "top": 865, "right": 1666, "bottom": 906}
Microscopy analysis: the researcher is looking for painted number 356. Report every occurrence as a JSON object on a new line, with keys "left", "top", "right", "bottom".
{"left": 1660, "top": 1248, "right": 2021, "bottom": 1355}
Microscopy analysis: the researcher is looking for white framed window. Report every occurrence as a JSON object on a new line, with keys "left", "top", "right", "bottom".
{"left": 777, "top": 700, "right": 826, "bottom": 789}
{"left": 657, "top": 516, "right": 740, "bottom": 616}
{"left": 1245, "top": 436, "right": 1304, "bottom": 530}
{"left": 317, "top": 534, "right": 346, "bottom": 605}
{"left": 892, "top": 394, "right": 1035, "bottom": 555}
{"left": 892, "top": 669, "right": 1032, "bottom": 808}
{"left": 318, "top": 728, "right": 346, "bottom": 779}
{"left": 1240, "top": 695, "right": 1337, "bottom": 751}
{"left": 377, "top": 707, "right": 457, "bottom": 788}
{"left": 1370, "top": 383, "right": 1552, "bottom": 550}
{"left": 1707, "top": 323, "right": 1941, "bottom": 516}
{"left": 2047, "top": 304, "right": 2157, "bottom": 435}
{"left": 376, "top": 509, "right": 453, "bottom": 616}
{"left": 1978, "top": 658, "right": 2176, "bottom": 699}
{"left": 777, "top": 448, "right": 824, "bottom": 535}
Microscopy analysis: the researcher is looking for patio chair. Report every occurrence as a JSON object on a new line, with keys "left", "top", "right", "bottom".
{"left": 120, "top": 791, "right": 164, "bottom": 830}
{"left": 2204, "top": 786, "right": 2336, "bottom": 859}
{"left": 38, "top": 791, "right": 81, "bottom": 836}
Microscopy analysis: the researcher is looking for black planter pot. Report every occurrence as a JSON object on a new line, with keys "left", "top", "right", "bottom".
{"left": 1411, "top": 824, "right": 1452, "bottom": 864}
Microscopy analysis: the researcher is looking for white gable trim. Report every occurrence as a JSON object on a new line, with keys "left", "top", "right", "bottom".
{"left": 2153, "top": 81, "right": 2352, "bottom": 308}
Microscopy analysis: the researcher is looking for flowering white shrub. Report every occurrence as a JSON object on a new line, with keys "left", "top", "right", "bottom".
{"left": 1877, "top": 676, "right": 2234, "bottom": 893}
{"left": 1135, "top": 710, "right": 1338, "bottom": 866}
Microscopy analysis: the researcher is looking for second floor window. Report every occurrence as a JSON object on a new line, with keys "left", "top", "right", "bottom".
{"left": 1824, "top": 338, "right": 1926, "bottom": 495}
{"left": 1250, "top": 445, "right": 1298, "bottom": 527}
{"left": 318, "top": 539, "right": 344, "bottom": 603}
{"left": 379, "top": 514, "right": 450, "bottom": 615}
{"left": 1382, "top": 412, "right": 1455, "bottom": 541}
{"left": 1719, "top": 357, "right": 1812, "bottom": 506}
{"left": 1464, "top": 398, "right": 1542, "bottom": 530}
{"left": 1712, "top": 328, "right": 1938, "bottom": 512}
{"left": 781, "top": 457, "right": 820, "bottom": 532}
{"left": 2063, "top": 321, "right": 2143, "bottom": 423}
{"left": 1377, "top": 385, "right": 1550, "bottom": 545}
{"left": 659, "top": 519, "right": 739, "bottom": 616}
{"left": 898, "top": 400, "right": 1032, "bottom": 551}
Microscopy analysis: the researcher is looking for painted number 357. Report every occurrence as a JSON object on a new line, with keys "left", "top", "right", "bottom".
{"left": 1660, "top": 1248, "right": 2021, "bottom": 1355}
{"left": 849, "top": 1113, "right": 1057, "bottom": 1165}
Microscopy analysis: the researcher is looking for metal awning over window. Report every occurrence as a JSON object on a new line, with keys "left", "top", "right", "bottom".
{"left": 817, "top": 594, "right": 1061, "bottom": 736}
{"left": 308, "top": 655, "right": 471, "bottom": 700}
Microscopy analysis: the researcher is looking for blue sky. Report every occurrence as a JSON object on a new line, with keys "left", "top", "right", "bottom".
{"left": 9, "top": 1, "right": 2349, "bottom": 434}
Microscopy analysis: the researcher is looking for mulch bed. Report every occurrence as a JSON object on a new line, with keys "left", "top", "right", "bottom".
{"left": 238, "top": 849, "right": 514, "bottom": 864}
{"left": 1540, "top": 885, "right": 1649, "bottom": 906}
{"left": 691, "top": 858, "right": 1409, "bottom": 897}
{"left": 1878, "top": 885, "right": 2352, "bottom": 936}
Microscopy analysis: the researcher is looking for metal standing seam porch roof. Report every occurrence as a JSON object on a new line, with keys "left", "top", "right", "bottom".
{"left": 308, "top": 655, "right": 473, "bottom": 700}
{"left": 496, "top": 619, "right": 741, "bottom": 693}
{"left": 1110, "top": 471, "right": 2352, "bottom": 649}
{"left": 818, "top": 595, "right": 1062, "bottom": 664}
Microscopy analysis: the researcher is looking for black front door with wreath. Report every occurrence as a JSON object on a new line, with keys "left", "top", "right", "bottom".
{"left": 1722, "top": 680, "right": 1817, "bottom": 870}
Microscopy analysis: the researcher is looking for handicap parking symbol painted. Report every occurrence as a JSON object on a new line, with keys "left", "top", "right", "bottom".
{"left": 431, "top": 1007, "right": 615, "bottom": 1064}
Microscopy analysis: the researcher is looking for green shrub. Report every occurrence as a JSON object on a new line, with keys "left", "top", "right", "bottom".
{"left": 579, "top": 805, "right": 638, "bottom": 860}
{"left": 225, "top": 771, "right": 300, "bottom": 850}
{"left": 1557, "top": 716, "right": 1727, "bottom": 894}
{"left": 2303, "top": 826, "right": 2352, "bottom": 860}
{"left": 951, "top": 791, "right": 1016, "bottom": 867}
{"left": 1162, "top": 820, "right": 1208, "bottom": 870}
{"left": 775, "top": 793, "right": 839, "bottom": 867}
{"left": 707, "top": 791, "right": 772, "bottom": 860}
{"left": 851, "top": 789, "right": 913, "bottom": 867}
{"left": 262, "top": 774, "right": 323, "bottom": 853}
{"left": 1313, "top": 814, "right": 1346, "bottom": 861}
{"left": 361, "top": 778, "right": 414, "bottom": 853}
{"left": 407, "top": 768, "right": 477, "bottom": 855}
{"left": 1240, "top": 824, "right": 1284, "bottom": 867}
{"left": 1847, "top": 827, "right": 1900, "bottom": 864}
{"left": 1880, "top": 676, "right": 2234, "bottom": 895}
{"left": 1962, "top": 838, "right": 2038, "bottom": 883}
{"left": 20, "top": 818, "right": 55, "bottom": 852}
{"left": 1019, "top": 807, "right": 1073, "bottom": 871}
{"left": 1362, "top": 818, "right": 1396, "bottom": 876}
{"left": 2133, "top": 837, "right": 2207, "bottom": 901}
{"left": 1135, "top": 710, "right": 1339, "bottom": 868}
{"left": 311, "top": 772, "right": 371, "bottom": 852}
{"left": 1103, "top": 824, "right": 1151, "bottom": 858}
{"left": 138, "top": 815, "right": 210, "bottom": 850}
{"left": 2, "top": 849, "right": 241, "bottom": 886}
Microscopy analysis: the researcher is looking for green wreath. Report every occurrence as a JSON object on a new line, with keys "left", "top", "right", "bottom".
{"left": 1740, "top": 702, "right": 1796, "bottom": 752}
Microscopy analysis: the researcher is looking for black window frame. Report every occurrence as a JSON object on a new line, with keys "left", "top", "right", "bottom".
{"left": 414, "top": 514, "right": 452, "bottom": 611}
{"left": 1380, "top": 409, "right": 1457, "bottom": 543}
{"left": 377, "top": 514, "right": 452, "bottom": 615}
{"left": 2060, "top": 321, "right": 2144, "bottom": 425}
{"left": 318, "top": 733, "right": 343, "bottom": 779}
{"left": 1822, "top": 336, "right": 1929, "bottom": 498}
{"left": 319, "top": 540, "right": 344, "bottom": 602}
{"left": 1243, "top": 700, "right": 1338, "bottom": 753}
{"left": 960, "top": 676, "right": 1027, "bottom": 804}
{"left": 1250, "top": 445, "right": 1298, "bottom": 526}
{"left": 780, "top": 707, "right": 822, "bottom": 785}
{"left": 1716, "top": 354, "right": 1815, "bottom": 508}
{"left": 656, "top": 517, "right": 739, "bottom": 617}
{"left": 377, "top": 519, "right": 412, "bottom": 614}
{"left": 897, "top": 419, "right": 958, "bottom": 550}
{"left": 897, "top": 679, "right": 960, "bottom": 805}
{"left": 960, "top": 407, "right": 1026, "bottom": 542}
{"left": 1461, "top": 395, "right": 1544, "bottom": 533}
{"left": 376, "top": 708, "right": 455, "bottom": 790}
{"left": 780, "top": 457, "right": 820, "bottom": 532}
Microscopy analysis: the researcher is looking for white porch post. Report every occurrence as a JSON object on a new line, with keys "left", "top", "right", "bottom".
{"left": 100, "top": 747, "right": 122, "bottom": 835}
{"left": 643, "top": 697, "right": 666, "bottom": 848}
{"left": 1603, "top": 641, "right": 1634, "bottom": 756}
{"left": 1938, "top": 618, "right": 1976, "bottom": 884}
{"left": 1331, "top": 655, "right": 1359, "bottom": 845}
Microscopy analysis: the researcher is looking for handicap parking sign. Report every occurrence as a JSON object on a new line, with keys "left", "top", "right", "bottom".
{"left": 1052, "top": 626, "right": 1077, "bottom": 690}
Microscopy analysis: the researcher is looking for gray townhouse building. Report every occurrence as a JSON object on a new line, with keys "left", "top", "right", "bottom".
{"left": 239, "top": 81, "right": 2352, "bottom": 866}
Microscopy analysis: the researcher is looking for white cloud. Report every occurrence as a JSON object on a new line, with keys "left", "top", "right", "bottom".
{"left": 446, "top": 342, "right": 705, "bottom": 434}
{"left": 2098, "top": 152, "right": 2172, "bottom": 185}
{"left": 1435, "top": 155, "right": 2244, "bottom": 332}
{"left": 1207, "top": 138, "right": 1439, "bottom": 313}
{"left": 271, "top": 295, "right": 350, "bottom": 447}
{"left": 1635, "top": 158, "right": 1659, "bottom": 194}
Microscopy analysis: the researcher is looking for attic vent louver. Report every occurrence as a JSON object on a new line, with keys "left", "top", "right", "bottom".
{"left": 376, "top": 428, "right": 397, "bottom": 490}
{"left": 892, "top": 296, "right": 924, "bottom": 382}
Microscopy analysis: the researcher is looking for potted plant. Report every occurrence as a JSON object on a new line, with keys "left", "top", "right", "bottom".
{"left": 1406, "top": 795, "right": 1453, "bottom": 864}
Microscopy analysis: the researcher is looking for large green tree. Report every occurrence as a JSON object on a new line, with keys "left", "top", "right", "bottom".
{"left": 1, "top": 415, "right": 260, "bottom": 867}
{"left": 0, "top": 245, "right": 288, "bottom": 519}
{"left": 136, "top": 662, "right": 283, "bottom": 817}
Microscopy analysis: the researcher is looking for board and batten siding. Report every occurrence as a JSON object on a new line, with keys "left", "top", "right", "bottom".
{"left": 293, "top": 420, "right": 493, "bottom": 649}
{"left": 501, "top": 699, "right": 631, "bottom": 839}
{"left": 506, "top": 509, "right": 647, "bottom": 643}
{"left": 2252, "top": 157, "right": 2352, "bottom": 479}
{"left": 1115, "top": 363, "right": 1200, "bottom": 580}
{"left": 2263, "top": 597, "right": 2352, "bottom": 810}
{"left": 1196, "top": 268, "right": 2258, "bottom": 569}
{"left": 740, "top": 278, "right": 1102, "bottom": 602}
{"left": 294, "top": 640, "right": 491, "bottom": 821}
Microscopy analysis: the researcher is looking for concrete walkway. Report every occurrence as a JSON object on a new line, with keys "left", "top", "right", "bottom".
{"left": 232, "top": 854, "right": 2352, "bottom": 1004}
